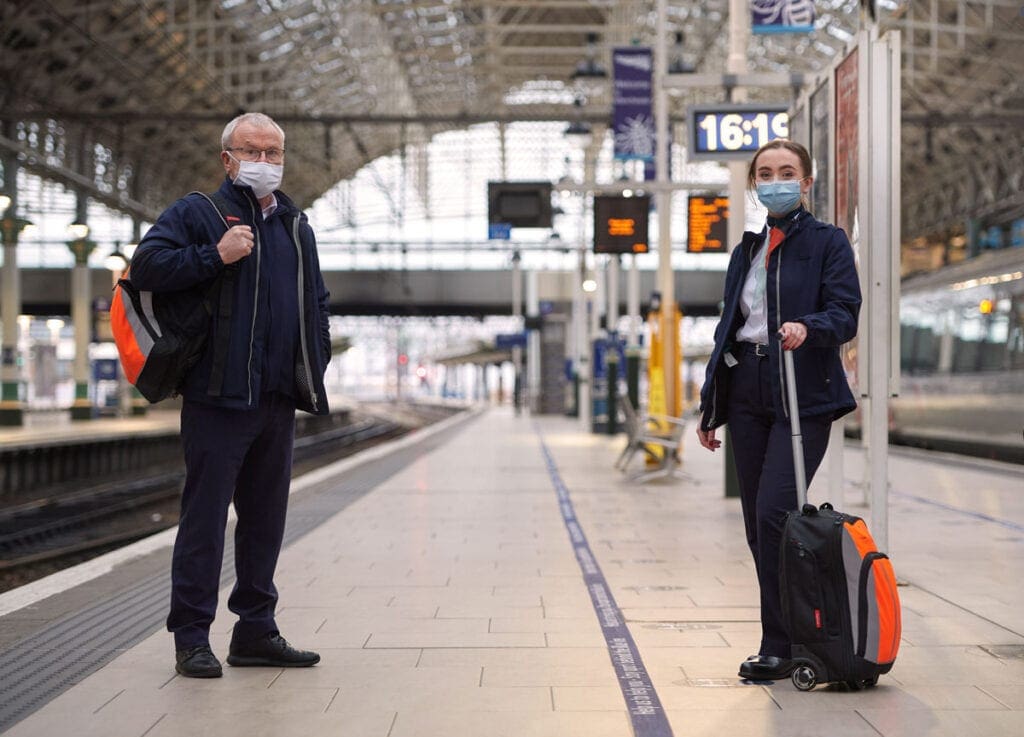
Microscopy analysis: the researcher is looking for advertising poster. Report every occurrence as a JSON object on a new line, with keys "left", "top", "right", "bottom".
{"left": 835, "top": 47, "right": 859, "bottom": 241}
{"left": 809, "top": 80, "right": 831, "bottom": 222}
{"left": 612, "top": 47, "right": 654, "bottom": 161}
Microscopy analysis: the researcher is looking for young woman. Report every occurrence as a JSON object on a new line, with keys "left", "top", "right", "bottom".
{"left": 695, "top": 139, "right": 862, "bottom": 681}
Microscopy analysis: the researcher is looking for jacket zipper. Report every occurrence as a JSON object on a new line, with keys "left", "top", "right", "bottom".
{"left": 774, "top": 241, "right": 787, "bottom": 418}
{"left": 292, "top": 217, "right": 318, "bottom": 412}
{"left": 245, "top": 197, "right": 261, "bottom": 406}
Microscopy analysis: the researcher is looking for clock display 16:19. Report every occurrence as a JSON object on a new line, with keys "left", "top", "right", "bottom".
{"left": 697, "top": 111, "right": 789, "bottom": 153}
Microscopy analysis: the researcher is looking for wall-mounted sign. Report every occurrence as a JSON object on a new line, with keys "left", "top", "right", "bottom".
{"left": 687, "top": 104, "right": 789, "bottom": 161}
{"left": 593, "top": 195, "right": 650, "bottom": 254}
{"left": 751, "top": 0, "right": 815, "bottom": 34}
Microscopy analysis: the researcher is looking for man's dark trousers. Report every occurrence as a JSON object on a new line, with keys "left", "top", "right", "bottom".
{"left": 726, "top": 346, "right": 831, "bottom": 659}
{"left": 168, "top": 392, "right": 296, "bottom": 650}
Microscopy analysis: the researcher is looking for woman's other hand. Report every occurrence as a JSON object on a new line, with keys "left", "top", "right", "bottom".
{"left": 697, "top": 426, "right": 721, "bottom": 452}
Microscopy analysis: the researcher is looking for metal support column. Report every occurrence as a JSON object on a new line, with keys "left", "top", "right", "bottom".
{"left": 0, "top": 147, "right": 26, "bottom": 426}
{"left": 511, "top": 250, "right": 523, "bottom": 415}
{"left": 67, "top": 195, "right": 95, "bottom": 421}
{"left": 625, "top": 253, "right": 641, "bottom": 409}
{"left": 606, "top": 255, "right": 620, "bottom": 434}
{"left": 722, "top": 0, "right": 750, "bottom": 498}
{"left": 654, "top": 0, "right": 676, "bottom": 418}
{"left": 526, "top": 268, "right": 540, "bottom": 413}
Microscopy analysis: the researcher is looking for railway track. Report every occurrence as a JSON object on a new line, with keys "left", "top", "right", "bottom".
{"left": 0, "top": 413, "right": 410, "bottom": 589}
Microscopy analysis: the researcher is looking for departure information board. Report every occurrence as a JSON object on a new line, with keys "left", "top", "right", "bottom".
{"left": 593, "top": 195, "right": 650, "bottom": 254}
{"left": 687, "top": 195, "right": 729, "bottom": 253}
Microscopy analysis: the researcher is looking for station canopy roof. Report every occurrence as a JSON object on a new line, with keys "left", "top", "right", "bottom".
{"left": 1, "top": 0, "right": 1022, "bottom": 240}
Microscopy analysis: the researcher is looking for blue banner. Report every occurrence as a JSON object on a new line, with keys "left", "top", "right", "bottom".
{"left": 612, "top": 47, "right": 654, "bottom": 161}
{"left": 751, "top": 0, "right": 815, "bottom": 33}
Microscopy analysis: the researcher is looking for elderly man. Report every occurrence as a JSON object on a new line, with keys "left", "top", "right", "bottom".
{"left": 131, "top": 112, "right": 332, "bottom": 678}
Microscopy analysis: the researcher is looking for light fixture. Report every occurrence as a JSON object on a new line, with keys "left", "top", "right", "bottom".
{"left": 668, "top": 31, "right": 696, "bottom": 74}
{"left": 67, "top": 220, "right": 90, "bottom": 239}
{"left": 571, "top": 32, "right": 608, "bottom": 101}
{"left": 564, "top": 97, "right": 593, "bottom": 149}
{"left": 0, "top": 195, "right": 10, "bottom": 213}
{"left": 105, "top": 243, "right": 130, "bottom": 273}
{"left": 582, "top": 278, "right": 597, "bottom": 293}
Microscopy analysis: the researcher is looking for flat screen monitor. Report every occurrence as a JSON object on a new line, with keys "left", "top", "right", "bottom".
{"left": 487, "top": 181, "right": 553, "bottom": 228}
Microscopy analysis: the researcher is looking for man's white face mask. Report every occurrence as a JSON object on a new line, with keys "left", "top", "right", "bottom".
{"left": 229, "top": 155, "right": 283, "bottom": 199}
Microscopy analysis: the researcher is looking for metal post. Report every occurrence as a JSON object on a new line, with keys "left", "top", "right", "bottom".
{"left": 68, "top": 194, "right": 94, "bottom": 421}
{"left": 526, "top": 268, "right": 540, "bottom": 413}
{"left": 865, "top": 31, "right": 900, "bottom": 551}
{"left": 511, "top": 250, "right": 523, "bottom": 415}
{"left": 0, "top": 148, "right": 24, "bottom": 426}
{"left": 654, "top": 0, "right": 676, "bottom": 417}
{"left": 576, "top": 245, "right": 591, "bottom": 429}
{"left": 626, "top": 253, "right": 641, "bottom": 409}
{"left": 591, "top": 259, "right": 607, "bottom": 433}
{"left": 606, "top": 256, "right": 620, "bottom": 434}
{"left": 722, "top": 0, "right": 751, "bottom": 496}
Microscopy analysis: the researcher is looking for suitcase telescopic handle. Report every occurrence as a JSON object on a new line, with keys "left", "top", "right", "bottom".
{"left": 781, "top": 340, "right": 809, "bottom": 510}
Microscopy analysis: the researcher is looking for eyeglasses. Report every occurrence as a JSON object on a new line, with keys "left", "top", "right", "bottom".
{"left": 225, "top": 147, "right": 285, "bottom": 164}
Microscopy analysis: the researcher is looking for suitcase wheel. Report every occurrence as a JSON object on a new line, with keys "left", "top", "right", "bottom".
{"left": 792, "top": 664, "right": 817, "bottom": 691}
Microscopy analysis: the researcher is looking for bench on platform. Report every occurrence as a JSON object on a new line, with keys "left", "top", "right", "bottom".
{"left": 615, "top": 396, "right": 689, "bottom": 483}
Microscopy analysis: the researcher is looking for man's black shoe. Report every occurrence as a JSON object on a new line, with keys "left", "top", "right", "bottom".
{"left": 738, "top": 655, "right": 794, "bottom": 681}
{"left": 175, "top": 645, "right": 223, "bottom": 678}
{"left": 227, "top": 633, "right": 320, "bottom": 668}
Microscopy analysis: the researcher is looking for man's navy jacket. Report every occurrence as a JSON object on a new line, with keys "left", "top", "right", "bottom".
{"left": 131, "top": 179, "right": 331, "bottom": 415}
{"left": 699, "top": 209, "right": 862, "bottom": 432}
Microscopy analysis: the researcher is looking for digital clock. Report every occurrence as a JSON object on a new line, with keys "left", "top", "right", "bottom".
{"left": 687, "top": 104, "right": 790, "bottom": 161}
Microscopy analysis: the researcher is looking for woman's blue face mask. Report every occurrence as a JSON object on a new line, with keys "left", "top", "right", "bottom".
{"left": 756, "top": 180, "right": 803, "bottom": 215}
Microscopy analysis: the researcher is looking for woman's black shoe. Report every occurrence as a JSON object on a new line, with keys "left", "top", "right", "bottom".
{"left": 738, "top": 655, "right": 794, "bottom": 681}
{"left": 175, "top": 645, "right": 223, "bottom": 678}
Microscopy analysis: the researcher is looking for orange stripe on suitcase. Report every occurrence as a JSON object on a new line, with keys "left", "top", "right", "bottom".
{"left": 844, "top": 519, "right": 878, "bottom": 559}
{"left": 873, "top": 557, "right": 902, "bottom": 664}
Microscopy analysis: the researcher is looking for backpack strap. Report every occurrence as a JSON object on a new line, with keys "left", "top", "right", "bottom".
{"left": 190, "top": 191, "right": 242, "bottom": 398}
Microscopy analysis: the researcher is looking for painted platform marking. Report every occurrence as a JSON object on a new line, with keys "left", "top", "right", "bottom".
{"left": 535, "top": 427, "right": 674, "bottom": 737}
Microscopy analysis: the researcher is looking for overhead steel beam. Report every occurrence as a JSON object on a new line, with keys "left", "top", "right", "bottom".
{"left": 0, "top": 134, "right": 160, "bottom": 222}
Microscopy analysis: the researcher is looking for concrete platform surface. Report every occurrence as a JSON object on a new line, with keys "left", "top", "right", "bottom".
{"left": 2, "top": 407, "right": 1022, "bottom": 737}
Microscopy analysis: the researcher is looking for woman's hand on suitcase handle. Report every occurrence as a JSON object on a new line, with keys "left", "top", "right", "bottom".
{"left": 778, "top": 321, "right": 807, "bottom": 351}
{"left": 696, "top": 426, "right": 721, "bottom": 452}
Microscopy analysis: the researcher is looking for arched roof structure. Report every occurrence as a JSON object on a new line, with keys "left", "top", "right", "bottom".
{"left": 1, "top": 0, "right": 1021, "bottom": 241}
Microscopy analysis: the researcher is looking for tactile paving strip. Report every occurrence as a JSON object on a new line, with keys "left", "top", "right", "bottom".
{"left": 0, "top": 419, "right": 469, "bottom": 733}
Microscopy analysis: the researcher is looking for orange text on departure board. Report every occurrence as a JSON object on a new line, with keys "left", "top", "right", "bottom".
{"left": 607, "top": 218, "right": 636, "bottom": 237}
{"left": 688, "top": 196, "right": 729, "bottom": 252}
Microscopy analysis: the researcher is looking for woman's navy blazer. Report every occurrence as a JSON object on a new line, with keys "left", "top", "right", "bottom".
{"left": 699, "top": 209, "right": 862, "bottom": 431}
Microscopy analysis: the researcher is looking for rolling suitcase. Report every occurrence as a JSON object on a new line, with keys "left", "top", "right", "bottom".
{"left": 778, "top": 346, "right": 902, "bottom": 691}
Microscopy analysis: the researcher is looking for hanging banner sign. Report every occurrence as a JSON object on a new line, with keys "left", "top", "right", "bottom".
{"left": 751, "top": 0, "right": 815, "bottom": 34}
{"left": 612, "top": 47, "right": 654, "bottom": 161}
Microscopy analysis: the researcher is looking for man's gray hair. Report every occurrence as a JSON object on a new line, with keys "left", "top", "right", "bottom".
{"left": 221, "top": 112, "right": 285, "bottom": 150}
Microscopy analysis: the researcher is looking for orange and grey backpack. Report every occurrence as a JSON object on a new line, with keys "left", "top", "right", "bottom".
{"left": 111, "top": 191, "right": 241, "bottom": 403}
{"left": 780, "top": 503, "right": 902, "bottom": 690}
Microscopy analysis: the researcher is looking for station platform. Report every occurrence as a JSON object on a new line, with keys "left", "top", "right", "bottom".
{"left": 1, "top": 407, "right": 1022, "bottom": 737}
{"left": 0, "top": 409, "right": 182, "bottom": 450}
